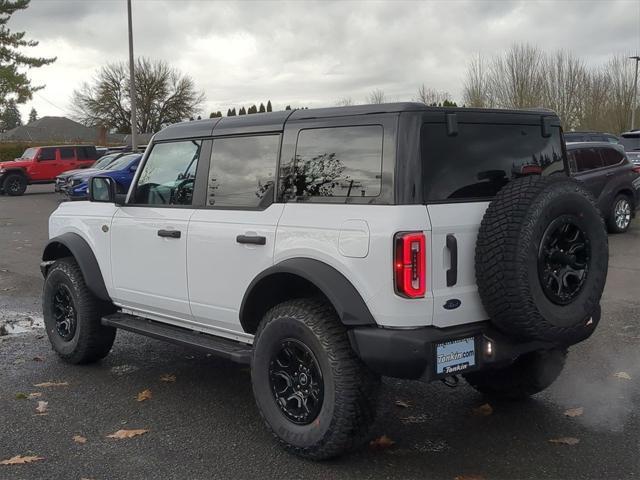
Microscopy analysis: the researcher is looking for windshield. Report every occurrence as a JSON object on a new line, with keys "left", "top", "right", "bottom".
{"left": 106, "top": 154, "right": 139, "bottom": 171}
{"left": 620, "top": 136, "right": 640, "bottom": 151}
{"left": 94, "top": 154, "right": 119, "bottom": 170}
{"left": 20, "top": 148, "right": 38, "bottom": 160}
{"left": 422, "top": 123, "right": 566, "bottom": 201}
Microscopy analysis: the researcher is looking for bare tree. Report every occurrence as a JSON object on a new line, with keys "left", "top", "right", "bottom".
{"left": 541, "top": 50, "right": 587, "bottom": 129}
{"left": 367, "top": 89, "right": 386, "bottom": 104}
{"left": 463, "top": 54, "right": 491, "bottom": 107}
{"left": 415, "top": 84, "right": 453, "bottom": 106}
{"left": 71, "top": 57, "right": 205, "bottom": 133}
{"left": 335, "top": 96, "right": 355, "bottom": 106}
{"left": 604, "top": 55, "right": 636, "bottom": 133}
{"left": 489, "top": 43, "right": 545, "bottom": 109}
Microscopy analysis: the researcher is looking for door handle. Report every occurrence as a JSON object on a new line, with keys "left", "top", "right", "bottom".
{"left": 446, "top": 234, "right": 458, "bottom": 287}
{"left": 236, "top": 234, "right": 266, "bottom": 245}
{"left": 157, "top": 229, "right": 181, "bottom": 239}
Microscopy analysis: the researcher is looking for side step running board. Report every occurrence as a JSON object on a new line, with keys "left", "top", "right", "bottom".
{"left": 102, "top": 313, "right": 253, "bottom": 364}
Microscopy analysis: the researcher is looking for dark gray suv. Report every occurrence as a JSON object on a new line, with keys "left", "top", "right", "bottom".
{"left": 566, "top": 141, "right": 640, "bottom": 233}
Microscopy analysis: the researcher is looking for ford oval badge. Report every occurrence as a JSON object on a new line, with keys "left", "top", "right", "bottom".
{"left": 444, "top": 299, "right": 461, "bottom": 310}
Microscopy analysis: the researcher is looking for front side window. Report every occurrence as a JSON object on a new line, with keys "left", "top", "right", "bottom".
{"left": 39, "top": 147, "right": 56, "bottom": 161}
{"left": 207, "top": 135, "right": 280, "bottom": 208}
{"left": 287, "top": 125, "right": 383, "bottom": 199}
{"left": 132, "top": 140, "right": 202, "bottom": 206}
{"left": 600, "top": 148, "right": 624, "bottom": 167}
{"left": 60, "top": 147, "right": 74, "bottom": 160}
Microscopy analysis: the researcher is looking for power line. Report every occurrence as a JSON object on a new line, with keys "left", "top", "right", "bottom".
{"left": 34, "top": 92, "right": 67, "bottom": 114}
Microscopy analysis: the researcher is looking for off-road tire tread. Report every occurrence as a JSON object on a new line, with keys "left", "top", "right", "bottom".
{"left": 476, "top": 176, "right": 607, "bottom": 343}
{"left": 253, "top": 297, "right": 379, "bottom": 460}
{"left": 44, "top": 257, "right": 116, "bottom": 364}
{"left": 3, "top": 172, "right": 27, "bottom": 196}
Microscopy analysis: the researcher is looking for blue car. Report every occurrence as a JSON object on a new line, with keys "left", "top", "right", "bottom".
{"left": 66, "top": 153, "right": 142, "bottom": 200}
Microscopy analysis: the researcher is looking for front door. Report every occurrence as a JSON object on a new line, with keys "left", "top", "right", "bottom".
{"left": 110, "top": 139, "right": 203, "bottom": 321}
{"left": 187, "top": 134, "right": 282, "bottom": 336}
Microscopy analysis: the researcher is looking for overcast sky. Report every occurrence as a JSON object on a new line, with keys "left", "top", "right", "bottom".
{"left": 10, "top": 0, "right": 640, "bottom": 121}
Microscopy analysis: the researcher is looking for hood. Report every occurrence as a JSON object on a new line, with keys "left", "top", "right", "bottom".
{"left": 61, "top": 167, "right": 101, "bottom": 179}
{"left": 0, "top": 159, "right": 31, "bottom": 169}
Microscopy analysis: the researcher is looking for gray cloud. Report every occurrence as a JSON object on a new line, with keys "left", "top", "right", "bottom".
{"left": 9, "top": 0, "right": 640, "bottom": 122}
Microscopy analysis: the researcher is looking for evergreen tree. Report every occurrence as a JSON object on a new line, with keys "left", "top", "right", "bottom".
{"left": 0, "top": 99, "right": 22, "bottom": 131}
{"left": 266, "top": 100, "right": 272, "bottom": 112}
{"left": 259, "top": 102, "right": 265, "bottom": 113}
{"left": 28, "top": 106, "right": 37, "bottom": 123}
{"left": 248, "top": 105, "right": 257, "bottom": 114}
{"left": 226, "top": 108, "right": 232, "bottom": 116}
{"left": 239, "top": 106, "right": 246, "bottom": 115}
{"left": 216, "top": 111, "right": 222, "bottom": 117}
{"left": 0, "top": 0, "right": 56, "bottom": 107}
{"left": 209, "top": 112, "right": 215, "bottom": 118}
{"left": 197, "top": 115, "right": 201, "bottom": 120}
{"left": 229, "top": 108, "right": 236, "bottom": 116}
{"left": 285, "top": 105, "right": 291, "bottom": 110}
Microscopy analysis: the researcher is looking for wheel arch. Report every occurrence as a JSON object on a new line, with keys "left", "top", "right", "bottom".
{"left": 42, "top": 232, "right": 111, "bottom": 302}
{"left": 239, "top": 258, "right": 376, "bottom": 334}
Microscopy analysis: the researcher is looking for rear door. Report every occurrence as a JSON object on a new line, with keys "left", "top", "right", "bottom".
{"left": 421, "top": 120, "right": 566, "bottom": 328}
{"left": 58, "top": 146, "right": 78, "bottom": 175}
{"left": 187, "top": 134, "right": 282, "bottom": 337}
{"left": 568, "top": 147, "right": 607, "bottom": 198}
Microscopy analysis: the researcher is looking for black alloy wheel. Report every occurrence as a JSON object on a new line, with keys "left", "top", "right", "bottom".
{"left": 538, "top": 216, "right": 591, "bottom": 305}
{"left": 268, "top": 338, "right": 324, "bottom": 425}
{"left": 52, "top": 284, "right": 77, "bottom": 340}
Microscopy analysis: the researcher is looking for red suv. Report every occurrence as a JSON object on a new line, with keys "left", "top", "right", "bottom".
{"left": 0, "top": 145, "right": 98, "bottom": 196}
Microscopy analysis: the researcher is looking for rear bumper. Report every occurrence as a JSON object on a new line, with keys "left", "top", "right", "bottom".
{"left": 348, "top": 321, "right": 558, "bottom": 382}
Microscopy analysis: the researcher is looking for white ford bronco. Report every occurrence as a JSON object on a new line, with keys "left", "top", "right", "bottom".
{"left": 41, "top": 103, "right": 608, "bottom": 459}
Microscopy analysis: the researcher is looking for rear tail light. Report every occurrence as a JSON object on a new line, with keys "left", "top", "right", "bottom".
{"left": 394, "top": 232, "right": 426, "bottom": 298}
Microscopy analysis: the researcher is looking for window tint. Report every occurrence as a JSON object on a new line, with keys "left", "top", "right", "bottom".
{"left": 600, "top": 148, "right": 624, "bottom": 167}
{"left": 422, "top": 123, "right": 565, "bottom": 201}
{"left": 59, "top": 147, "right": 74, "bottom": 160}
{"left": 77, "top": 146, "right": 95, "bottom": 160}
{"left": 132, "top": 140, "right": 202, "bottom": 206}
{"left": 575, "top": 148, "right": 604, "bottom": 172}
{"left": 39, "top": 147, "right": 56, "bottom": 161}
{"left": 287, "top": 125, "right": 383, "bottom": 199}
{"left": 207, "top": 135, "right": 280, "bottom": 208}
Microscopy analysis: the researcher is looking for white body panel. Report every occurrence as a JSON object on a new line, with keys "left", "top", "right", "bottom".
{"left": 110, "top": 206, "right": 194, "bottom": 318}
{"left": 427, "top": 202, "right": 489, "bottom": 327}
{"left": 187, "top": 204, "right": 284, "bottom": 334}
{"left": 275, "top": 204, "right": 434, "bottom": 328}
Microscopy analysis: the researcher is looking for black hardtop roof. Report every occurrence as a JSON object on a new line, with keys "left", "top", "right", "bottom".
{"left": 153, "top": 102, "right": 560, "bottom": 141}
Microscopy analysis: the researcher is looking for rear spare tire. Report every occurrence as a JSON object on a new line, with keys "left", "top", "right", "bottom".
{"left": 476, "top": 176, "right": 608, "bottom": 345}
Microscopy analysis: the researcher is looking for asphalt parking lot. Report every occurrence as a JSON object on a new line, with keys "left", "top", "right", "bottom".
{"left": 0, "top": 185, "right": 639, "bottom": 480}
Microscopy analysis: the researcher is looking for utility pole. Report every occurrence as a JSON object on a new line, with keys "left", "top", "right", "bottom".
{"left": 127, "top": 0, "right": 138, "bottom": 151}
{"left": 631, "top": 55, "right": 640, "bottom": 131}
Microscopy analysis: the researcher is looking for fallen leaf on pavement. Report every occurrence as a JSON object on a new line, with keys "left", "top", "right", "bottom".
{"left": 564, "top": 407, "right": 584, "bottom": 418}
{"left": 369, "top": 435, "right": 395, "bottom": 450}
{"left": 28, "top": 393, "right": 42, "bottom": 400}
{"left": 73, "top": 435, "right": 87, "bottom": 444}
{"left": 15, "top": 393, "right": 27, "bottom": 400}
{"left": 35, "top": 401, "right": 48, "bottom": 415}
{"left": 160, "top": 374, "right": 176, "bottom": 383}
{"left": 472, "top": 403, "right": 493, "bottom": 416}
{"left": 136, "top": 389, "right": 152, "bottom": 402}
{"left": 394, "top": 400, "right": 411, "bottom": 408}
{"left": 454, "top": 475, "right": 486, "bottom": 480}
{"left": 613, "top": 372, "right": 631, "bottom": 380}
{"left": 549, "top": 437, "right": 580, "bottom": 445}
{"left": 107, "top": 429, "right": 149, "bottom": 439}
{"left": 0, "top": 455, "right": 45, "bottom": 465}
{"left": 33, "top": 382, "right": 68, "bottom": 388}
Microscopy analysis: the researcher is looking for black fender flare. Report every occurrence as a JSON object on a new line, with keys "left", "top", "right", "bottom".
{"left": 240, "top": 258, "right": 376, "bottom": 332}
{"left": 41, "top": 232, "right": 111, "bottom": 302}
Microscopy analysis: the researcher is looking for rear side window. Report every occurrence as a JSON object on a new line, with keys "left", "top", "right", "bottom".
{"left": 39, "top": 147, "right": 56, "bottom": 161}
{"left": 600, "top": 148, "right": 624, "bottom": 167}
{"left": 59, "top": 147, "right": 74, "bottom": 160}
{"left": 421, "top": 123, "right": 565, "bottom": 201}
{"left": 77, "top": 146, "right": 97, "bottom": 160}
{"left": 575, "top": 148, "right": 604, "bottom": 172}
{"left": 207, "top": 135, "right": 280, "bottom": 208}
{"left": 288, "top": 125, "right": 383, "bottom": 199}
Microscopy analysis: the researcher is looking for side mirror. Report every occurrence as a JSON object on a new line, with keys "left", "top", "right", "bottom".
{"left": 89, "top": 176, "right": 117, "bottom": 203}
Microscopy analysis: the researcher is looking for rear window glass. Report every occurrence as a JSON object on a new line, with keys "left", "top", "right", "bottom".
{"left": 421, "top": 123, "right": 565, "bottom": 201}
{"left": 600, "top": 148, "right": 624, "bottom": 167}
{"left": 290, "top": 125, "right": 383, "bottom": 198}
{"left": 575, "top": 148, "right": 604, "bottom": 172}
